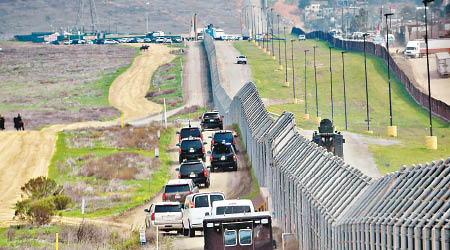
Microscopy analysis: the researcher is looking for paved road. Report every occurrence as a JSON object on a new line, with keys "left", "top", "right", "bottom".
{"left": 215, "top": 41, "right": 253, "bottom": 98}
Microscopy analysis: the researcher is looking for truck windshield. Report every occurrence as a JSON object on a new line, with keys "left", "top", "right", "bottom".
{"left": 165, "top": 184, "right": 190, "bottom": 193}
{"left": 155, "top": 204, "right": 182, "bottom": 213}
{"left": 214, "top": 144, "right": 232, "bottom": 154}
{"left": 216, "top": 205, "right": 251, "bottom": 215}
{"left": 180, "top": 163, "right": 204, "bottom": 174}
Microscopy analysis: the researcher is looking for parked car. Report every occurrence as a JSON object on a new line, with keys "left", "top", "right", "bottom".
{"left": 236, "top": 55, "right": 248, "bottom": 64}
{"left": 162, "top": 179, "right": 199, "bottom": 203}
{"left": 177, "top": 125, "right": 204, "bottom": 142}
{"left": 143, "top": 38, "right": 152, "bottom": 43}
{"left": 203, "top": 212, "right": 275, "bottom": 250}
{"left": 177, "top": 137, "right": 207, "bottom": 163}
{"left": 104, "top": 39, "right": 119, "bottom": 44}
{"left": 176, "top": 160, "right": 210, "bottom": 187}
{"left": 46, "top": 40, "right": 59, "bottom": 45}
{"left": 144, "top": 202, "right": 183, "bottom": 234}
{"left": 182, "top": 192, "right": 225, "bottom": 237}
{"left": 173, "top": 37, "right": 182, "bottom": 43}
{"left": 200, "top": 111, "right": 223, "bottom": 130}
{"left": 209, "top": 143, "right": 237, "bottom": 172}
{"left": 210, "top": 199, "right": 255, "bottom": 216}
{"left": 210, "top": 130, "right": 237, "bottom": 151}
{"left": 164, "top": 37, "right": 172, "bottom": 43}
{"left": 298, "top": 34, "right": 306, "bottom": 40}
{"left": 155, "top": 37, "right": 165, "bottom": 43}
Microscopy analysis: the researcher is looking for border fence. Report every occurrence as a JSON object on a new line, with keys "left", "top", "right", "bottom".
{"left": 204, "top": 34, "right": 450, "bottom": 249}
{"left": 297, "top": 29, "right": 449, "bottom": 122}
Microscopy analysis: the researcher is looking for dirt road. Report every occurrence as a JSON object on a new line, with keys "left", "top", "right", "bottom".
{"left": 297, "top": 129, "right": 400, "bottom": 178}
{"left": 215, "top": 41, "right": 253, "bottom": 98}
{"left": 0, "top": 44, "right": 173, "bottom": 226}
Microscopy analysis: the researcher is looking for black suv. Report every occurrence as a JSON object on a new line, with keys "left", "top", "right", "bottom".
{"left": 209, "top": 143, "right": 237, "bottom": 172}
{"left": 176, "top": 160, "right": 210, "bottom": 188}
{"left": 177, "top": 137, "right": 207, "bottom": 163}
{"left": 210, "top": 130, "right": 237, "bottom": 151}
{"left": 200, "top": 111, "right": 223, "bottom": 130}
{"left": 177, "top": 126, "right": 204, "bottom": 142}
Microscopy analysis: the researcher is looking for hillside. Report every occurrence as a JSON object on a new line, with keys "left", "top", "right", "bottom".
{"left": 0, "top": 0, "right": 242, "bottom": 40}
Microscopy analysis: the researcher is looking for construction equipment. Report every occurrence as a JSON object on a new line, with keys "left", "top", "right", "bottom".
{"left": 312, "top": 119, "right": 345, "bottom": 158}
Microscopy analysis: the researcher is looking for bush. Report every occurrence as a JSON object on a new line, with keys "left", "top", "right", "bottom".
{"left": 52, "top": 194, "right": 72, "bottom": 210}
{"left": 20, "top": 176, "right": 63, "bottom": 200}
{"left": 14, "top": 198, "right": 32, "bottom": 221}
{"left": 29, "top": 197, "right": 56, "bottom": 225}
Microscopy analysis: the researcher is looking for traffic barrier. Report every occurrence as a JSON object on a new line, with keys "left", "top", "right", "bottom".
{"left": 203, "top": 34, "right": 450, "bottom": 249}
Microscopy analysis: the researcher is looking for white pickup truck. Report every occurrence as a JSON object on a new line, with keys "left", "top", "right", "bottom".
{"left": 144, "top": 202, "right": 183, "bottom": 234}
{"left": 209, "top": 199, "right": 255, "bottom": 216}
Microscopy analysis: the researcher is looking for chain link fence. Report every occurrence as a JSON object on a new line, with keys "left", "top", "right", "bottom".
{"left": 204, "top": 35, "right": 450, "bottom": 250}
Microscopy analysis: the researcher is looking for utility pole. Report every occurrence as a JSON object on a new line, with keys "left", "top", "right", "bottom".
{"left": 329, "top": 47, "right": 334, "bottom": 123}
{"left": 271, "top": 8, "right": 275, "bottom": 59}
{"left": 313, "top": 45, "right": 319, "bottom": 123}
{"left": 341, "top": 51, "right": 348, "bottom": 130}
{"left": 284, "top": 26, "right": 289, "bottom": 87}
{"left": 291, "top": 39, "right": 296, "bottom": 103}
{"left": 304, "top": 50, "right": 310, "bottom": 120}
{"left": 363, "top": 33, "right": 371, "bottom": 133}
{"left": 385, "top": 13, "right": 395, "bottom": 137}
{"left": 277, "top": 14, "right": 282, "bottom": 70}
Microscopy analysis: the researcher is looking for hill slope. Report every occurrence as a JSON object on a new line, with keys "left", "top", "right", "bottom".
{"left": 0, "top": 0, "right": 242, "bottom": 40}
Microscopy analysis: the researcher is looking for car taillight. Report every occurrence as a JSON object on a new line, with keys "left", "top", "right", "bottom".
{"left": 151, "top": 213, "right": 155, "bottom": 220}
{"left": 202, "top": 146, "right": 205, "bottom": 153}
{"left": 210, "top": 154, "right": 213, "bottom": 162}
{"left": 178, "top": 171, "right": 181, "bottom": 179}
{"left": 211, "top": 139, "right": 214, "bottom": 145}
{"left": 233, "top": 153, "right": 236, "bottom": 161}
{"left": 233, "top": 137, "right": 236, "bottom": 145}
{"left": 162, "top": 193, "right": 166, "bottom": 201}
{"left": 190, "top": 201, "right": 195, "bottom": 208}
{"left": 200, "top": 133, "right": 203, "bottom": 139}
{"left": 190, "top": 191, "right": 193, "bottom": 195}
{"left": 219, "top": 117, "right": 222, "bottom": 121}
{"left": 179, "top": 135, "right": 181, "bottom": 141}
{"left": 179, "top": 147, "right": 181, "bottom": 153}
{"left": 202, "top": 118, "right": 205, "bottom": 122}
{"left": 204, "top": 169, "right": 207, "bottom": 177}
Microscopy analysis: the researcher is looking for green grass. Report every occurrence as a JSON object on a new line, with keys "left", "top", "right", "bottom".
{"left": 168, "top": 107, "right": 206, "bottom": 122}
{"left": 0, "top": 225, "right": 60, "bottom": 248}
{"left": 234, "top": 38, "right": 450, "bottom": 174}
{"left": 233, "top": 124, "right": 260, "bottom": 200}
{"left": 148, "top": 54, "right": 185, "bottom": 110}
{"left": 48, "top": 128, "right": 173, "bottom": 218}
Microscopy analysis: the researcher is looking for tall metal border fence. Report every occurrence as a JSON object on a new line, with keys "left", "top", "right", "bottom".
{"left": 299, "top": 29, "right": 449, "bottom": 122}
{"left": 204, "top": 35, "right": 450, "bottom": 250}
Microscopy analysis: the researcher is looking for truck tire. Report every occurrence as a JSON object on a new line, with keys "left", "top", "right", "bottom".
{"left": 183, "top": 223, "right": 189, "bottom": 236}
{"left": 189, "top": 225, "right": 195, "bottom": 237}
{"left": 205, "top": 180, "right": 210, "bottom": 188}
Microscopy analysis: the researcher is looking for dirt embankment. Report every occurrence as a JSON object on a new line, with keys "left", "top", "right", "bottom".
{"left": 0, "top": 44, "right": 173, "bottom": 226}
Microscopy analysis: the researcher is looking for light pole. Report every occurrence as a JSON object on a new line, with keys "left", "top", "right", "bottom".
{"left": 291, "top": 39, "right": 296, "bottom": 103}
{"left": 277, "top": 14, "right": 282, "bottom": 70}
{"left": 259, "top": 7, "right": 263, "bottom": 49}
{"left": 271, "top": 9, "right": 275, "bottom": 59}
{"left": 341, "top": 51, "right": 348, "bottom": 130}
{"left": 423, "top": 0, "right": 437, "bottom": 149}
{"left": 313, "top": 45, "right": 320, "bottom": 123}
{"left": 329, "top": 46, "right": 334, "bottom": 123}
{"left": 304, "top": 50, "right": 310, "bottom": 120}
{"left": 384, "top": 13, "right": 396, "bottom": 137}
{"left": 284, "top": 26, "right": 289, "bottom": 87}
{"left": 363, "top": 33, "right": 372, "bottom": 133}
{"left": 146, "top": 2, "right": 150, "bottom": 34}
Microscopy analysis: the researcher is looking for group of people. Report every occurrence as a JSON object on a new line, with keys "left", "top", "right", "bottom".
{"left": 0, "top": 113, "right": 24, "bottom": 131}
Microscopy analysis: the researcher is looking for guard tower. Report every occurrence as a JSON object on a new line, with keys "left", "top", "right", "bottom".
{"left": 312, "top": 119, "right": 345, "bottom": 158}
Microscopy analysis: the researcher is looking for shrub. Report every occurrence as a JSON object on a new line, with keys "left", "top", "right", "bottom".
{"left": 52, "top": 194, "right": 72, "bottom": 210}
{"left": 14, "top": 198, "right": 32, "bottom": 221}
{"left": 29, "top": 197, "right": 56, "bottom": 225}
{"left": 20, "top": 176, "right": 63, "bottom": 200}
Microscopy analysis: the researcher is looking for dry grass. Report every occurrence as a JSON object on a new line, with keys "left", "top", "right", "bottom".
{"left": 0, "top": 43, "right": 136, "bottom": 129}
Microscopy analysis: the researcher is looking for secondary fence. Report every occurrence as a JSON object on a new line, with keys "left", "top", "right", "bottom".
{"left": 204, "top": 34, "right": 450, "bottom": 249}
{"left": 297, "top": 29, "right": 450, "bottom": 121}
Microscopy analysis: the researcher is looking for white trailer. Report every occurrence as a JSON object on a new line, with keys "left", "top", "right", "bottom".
{"left": 436, "top": 52, "right": 450, "bottom": 78}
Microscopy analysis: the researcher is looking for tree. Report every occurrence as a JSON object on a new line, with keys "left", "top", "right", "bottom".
{"left": 350, "top": 8, "right": 368, "bottom": 32}
{"left": 20, "top": 176, "right": 63, "bottom": 200}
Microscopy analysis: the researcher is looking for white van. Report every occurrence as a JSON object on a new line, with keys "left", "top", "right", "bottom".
{"left": 182, "top": 192, "right": 225, "bottom": 237}
{"left": 298, "top": 34, "right": 306, "bottom": 40}
{"left": 210, "top": 199, "right": 255, "bottom": 216}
